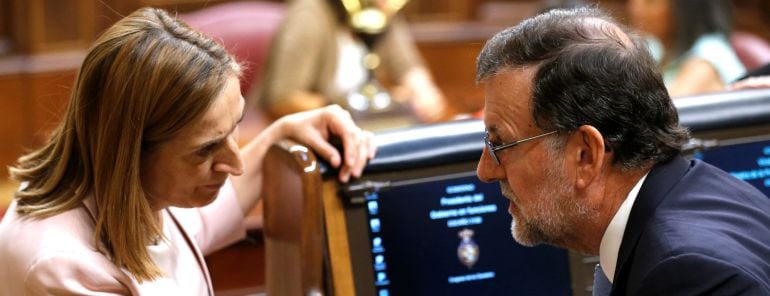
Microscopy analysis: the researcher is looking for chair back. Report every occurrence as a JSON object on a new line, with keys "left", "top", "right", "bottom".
{"left": 263, "top": 142, "right": 325, "bottom": 295}
{"left": 180, "top": 2, "right": 286, "bottom": 96}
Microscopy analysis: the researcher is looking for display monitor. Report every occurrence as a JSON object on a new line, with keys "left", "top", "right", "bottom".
{"left": 341, "top": 165, "right": 574, "bottom": 296}
{"left": 694, "top": 136, "right": 770, "bottom": 197}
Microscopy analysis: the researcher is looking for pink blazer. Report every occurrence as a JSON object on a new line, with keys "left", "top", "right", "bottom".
{"left": 0, "top": 180, "right": 246, "bottom": 295}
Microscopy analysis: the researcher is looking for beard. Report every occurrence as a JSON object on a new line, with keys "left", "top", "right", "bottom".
{"left": 503, "top": 150, "right": 597, "bottom": 248}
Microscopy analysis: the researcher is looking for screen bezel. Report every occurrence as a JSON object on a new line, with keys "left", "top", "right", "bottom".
{"left": 341, "top": 162, "right": 479, "bottom": 295}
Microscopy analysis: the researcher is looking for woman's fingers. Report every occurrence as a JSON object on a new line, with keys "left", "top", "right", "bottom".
{"left": 272, "top": 105, "right": 375, "bottom": 182}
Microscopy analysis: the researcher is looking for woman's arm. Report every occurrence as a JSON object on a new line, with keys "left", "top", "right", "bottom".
{"left": 398, "top": 67, "right": 447, "bottom": 122}
{"left": 264, "top": 90, "right": 327, "bottom": 120}
{"left": 255, "top": 0, "right": 331, "bottom": 119}
{"left": 230, "top": 105, "right": 375, "bottom": 215}
{"left": 729, "top": 76, "right": 770, "bottom": 90}
{"left": 668, "top": 58, "right": 725, "bottom": 97}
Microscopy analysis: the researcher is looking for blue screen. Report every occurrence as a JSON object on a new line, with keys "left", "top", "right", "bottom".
{"left": 695, "top": 138, "right": 770, "bottom": 197}
{"left": 363, "top": 172, "right": 573, "bottom": 296}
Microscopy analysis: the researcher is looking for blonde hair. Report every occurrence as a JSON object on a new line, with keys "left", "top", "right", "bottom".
{"left": 9, "top": 7, "right": 240, "bottom": 282}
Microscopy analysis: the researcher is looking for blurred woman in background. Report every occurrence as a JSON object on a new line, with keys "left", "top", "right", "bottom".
{"left": 628, "top": 0, "right": 745, "bottom": 96}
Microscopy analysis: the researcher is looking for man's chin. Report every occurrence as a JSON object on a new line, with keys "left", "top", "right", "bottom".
{"left": 510, "top": 220, "right": 539, "bottom": 247}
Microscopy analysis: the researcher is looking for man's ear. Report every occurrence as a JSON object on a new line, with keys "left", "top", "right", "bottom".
{"left": 566, "top": 125, "right": 606, "bottom": 189}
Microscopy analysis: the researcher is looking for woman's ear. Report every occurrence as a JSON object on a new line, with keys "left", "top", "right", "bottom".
{"left": 565, "top": 125, "right": 606, "bottom": 189}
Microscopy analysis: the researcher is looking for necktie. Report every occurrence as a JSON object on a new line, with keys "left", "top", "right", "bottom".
{"left": 593, "top": 264, "right": 612, "bottom": 296}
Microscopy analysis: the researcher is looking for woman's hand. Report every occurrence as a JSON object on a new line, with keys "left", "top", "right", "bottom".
{"left": 728, "top": 76, "right": 770, "bottom": 91}
{"left": 274, "top": 104, "right": 376, "bottom": 182}
{"left": 232, "top": 105, "right": 375, "bottom": 215}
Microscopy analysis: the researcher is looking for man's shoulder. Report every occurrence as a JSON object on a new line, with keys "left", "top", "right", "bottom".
{"left": 621, "top": 216, "right": 770, "bottom": 293}
{"left": 699, "top": 160, "right": 766, "bottom": 205}
{"left": 627, "top": 250, "right": 770, "bottom": 295}
{"left": 656, "top": 158, "right": 770, "bottom": 209}
{"left": 623, "top": 159, "right": 770, "bottom": 292}
{"left": 627, "top": 197, "right": 770, "bottom": 292}
{"left": 642, "top": 159, "right": 770, "bottom": 259}
{"left": 639, "top": 214, "right": 766, "bottom": 260}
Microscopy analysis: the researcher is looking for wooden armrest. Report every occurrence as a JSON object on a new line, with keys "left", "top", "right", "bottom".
{"left": 262, "top": 140, "right": 325, "bottom": 295}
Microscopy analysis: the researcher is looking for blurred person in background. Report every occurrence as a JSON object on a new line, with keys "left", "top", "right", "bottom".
{"left": 253, "top": 0, "right": 446, "bottom": 123}
{"left": 628, "top": 0, "right": 745, "bottom": 96}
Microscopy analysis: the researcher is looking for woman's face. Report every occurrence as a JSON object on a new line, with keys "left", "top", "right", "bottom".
{"left": 628, "top": 0, "right": 672, "bottom": 41}
{"left": 141, "top": 75, "right": 245, "bottom": 210}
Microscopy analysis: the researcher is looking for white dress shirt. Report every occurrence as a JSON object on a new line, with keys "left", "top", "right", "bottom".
{"left": 599, "top": 173, "right": 649, "bottom": 283}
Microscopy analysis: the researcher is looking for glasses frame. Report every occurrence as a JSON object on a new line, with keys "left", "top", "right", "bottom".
{"left": 484, "top": 130, "right": 558, "bottom": 165}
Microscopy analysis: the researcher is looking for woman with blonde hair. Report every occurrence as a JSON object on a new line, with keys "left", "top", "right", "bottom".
{"left": 0, "top": 7, "right": 373, "bottom": 294}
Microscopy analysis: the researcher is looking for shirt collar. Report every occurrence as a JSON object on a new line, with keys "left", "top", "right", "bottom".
{"left": 599, "top": 172, "right": 649, "bottom": 283}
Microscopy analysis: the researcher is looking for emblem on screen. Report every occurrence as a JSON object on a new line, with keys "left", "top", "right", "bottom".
{"left": 457, "top": 228, "right": 479, "bottom": 269}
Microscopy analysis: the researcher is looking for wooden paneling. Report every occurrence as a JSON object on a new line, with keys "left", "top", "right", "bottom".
{"left": 0, "top": 76, "right": 26, "bottom": 180}
{"left": 27, "top": 70, "right": 76, "bottom": 146}
{"left": 11, "top": 0, "right": 96, "bottom": 54}
{"left": 418, "top": 40, "right": 485, "bottom": 114}
{"left": 93, "top": 0, "right": 137, "bottom": 36}
{"left": 410, "top": 21, "right": 503, "bottom": 115}
{"left": 403, "top": 0, "right": 471, "bottom": 22}
{"left": 0, "top": 0, "right": 11, "bottom": 55}
{"left": 0, "top": 50, "right": 82, "bottom": 182}
{"left": 0, "top": 51, "right": 80, "bottom": 180}
{"left": 734, "top": 0, "right": 770, "bottom": 42}
{"left": 205, "top": 234, "right": 266, "bottom": 295}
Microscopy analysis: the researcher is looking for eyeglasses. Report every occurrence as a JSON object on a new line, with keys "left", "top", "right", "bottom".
{"left": 484, "top": 130, "right": 558, "bottom": 165}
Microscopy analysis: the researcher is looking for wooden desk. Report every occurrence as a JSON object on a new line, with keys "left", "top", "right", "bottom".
{"left": 206, "top": 228, "right": 266, "bottom": 296}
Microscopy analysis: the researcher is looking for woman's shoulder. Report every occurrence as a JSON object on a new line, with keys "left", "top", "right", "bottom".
{"left": 0, "top": 201, "right": 101, "bottom": 268}
{"left": 0, "top": 201, "right": 131, "bottom": 294}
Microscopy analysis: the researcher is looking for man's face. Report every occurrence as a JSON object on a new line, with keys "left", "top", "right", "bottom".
{"left": 476, "top": 68, "right": 592, "bottom": 248}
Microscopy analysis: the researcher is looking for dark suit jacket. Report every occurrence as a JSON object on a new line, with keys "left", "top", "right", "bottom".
{"left": 611, "top": 156, "right": 770, "bottom": 295}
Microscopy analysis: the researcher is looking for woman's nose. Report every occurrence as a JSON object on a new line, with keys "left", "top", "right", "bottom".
{"left": 214, "top": 137, "right": 243, "bottom": 176}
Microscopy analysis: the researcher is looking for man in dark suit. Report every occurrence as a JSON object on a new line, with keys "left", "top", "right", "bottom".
{"left": 475, "top": 7, "right": 770, "bottom": 295}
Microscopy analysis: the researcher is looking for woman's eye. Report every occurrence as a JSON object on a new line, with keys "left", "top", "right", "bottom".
{"left": 197, "top": 143, "right": 218, "bottom": 157}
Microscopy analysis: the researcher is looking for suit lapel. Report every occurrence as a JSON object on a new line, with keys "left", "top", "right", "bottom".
{"left": 611, "top": 156, "right": 691, "bottom": 293}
